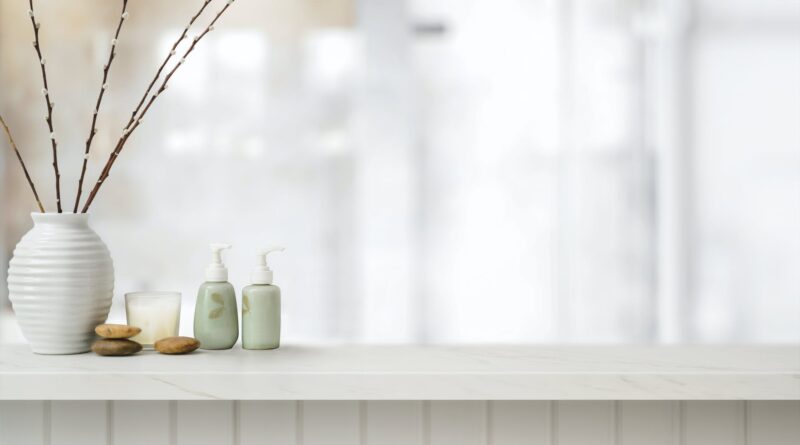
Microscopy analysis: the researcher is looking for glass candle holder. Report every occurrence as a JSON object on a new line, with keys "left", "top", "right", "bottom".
{"left": 125, "top": 291, "right": 181, "bottom": 348}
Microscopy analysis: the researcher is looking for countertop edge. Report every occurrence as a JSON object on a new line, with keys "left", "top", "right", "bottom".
{"left": 2, "top": 371, "right": 798, "bottom": 401}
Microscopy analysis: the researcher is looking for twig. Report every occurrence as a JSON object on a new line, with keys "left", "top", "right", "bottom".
{"left": 1, "top": 115, "right": 46, "bottom": 213}
{"left": 82, "top": 0, "right": 235, "bottom": 213}
{"left": 73, "top": 0, "right": 129, "bottom": 213}
{"left": 28, "top": 0, "right": 62, "bottom": 212}
{"left": 123, "top": 0, "right": 213, "bottom": 134}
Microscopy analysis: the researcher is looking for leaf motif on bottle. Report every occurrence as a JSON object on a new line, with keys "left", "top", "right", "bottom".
{"left": 242, "top": 295, "right": 250, "bottom": 315}
{"left": 211, "top": 293, "right": 224, "bottom": 305}
{"left": 209, "top": 307, "right": 224, "bottom": 319}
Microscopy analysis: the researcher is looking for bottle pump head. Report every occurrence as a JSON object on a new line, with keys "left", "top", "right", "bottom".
{"left": 206, "top": 243, "right": 231, "bottom": 282}
{"left": 252, "top": 247, "right": 284, "bottom": 284}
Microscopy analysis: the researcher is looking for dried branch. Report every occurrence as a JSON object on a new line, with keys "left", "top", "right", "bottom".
{"left": 73, "top": 0, "right": 129, "bottom": 213}
{"left": 1, "top": 115, "right": 46, "bottom": 213}
{"left": 82, "top": 0, "right": 235, "bottom": 213}
{"left": 28, "top": 0, "right": 62, "bottom": 212}
{"left": 123, "top": 0, "right": 213, "bottom": 134}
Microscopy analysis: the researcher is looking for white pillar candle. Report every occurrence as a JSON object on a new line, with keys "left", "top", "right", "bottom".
{"left": 125, "top": 292, "right": 181, "bottom": 348}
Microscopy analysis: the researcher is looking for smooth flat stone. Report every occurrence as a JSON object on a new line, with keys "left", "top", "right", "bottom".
{"left": 155, "top": 337, "right": 200, "bottom": 355}
{"left": 91, "top": 339, "right": 142, "bottom": 356}
{"left": 95, "top": 324, "right": 141, "bottom": 339}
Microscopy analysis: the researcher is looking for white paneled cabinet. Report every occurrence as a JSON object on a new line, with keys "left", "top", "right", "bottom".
{"left": 683, "top": 401, "right": 746, "bottom": 445}
{"left": 490, "top": 401, "right": 551, "bottom": 444}
{"left": 0, "top": 400, "right": 47, "bottom": 445}
{"left": 364, "top": 401, "right": 424, "bottom": 445}
{"left": 112, "top": 401, "right": 172, "bottom": 445}
{"left": 175, "top": 401, "right": 235, "bottom": 445}
{"left": 556, "top": 401, "right": 616, "bottom": 445}
{"left": 238, "top": 401, "right": 297, "bottom": 444}
{"left": 429, "top": 401, "right": 487, "bottom": 445}
{"left": 2, "top": 400, "right": 799, "bottom": 444}
{"left": 618, "top": 401, "right": 677, "bottom": 445}
{"left": 302, "top": 401, "right": 362, "bottom": 445}
{"left": 748, "top": 401, "right": 800, "bottom": 445}
{"left": 50, "top": 401, "right": 108, "bottom": 445}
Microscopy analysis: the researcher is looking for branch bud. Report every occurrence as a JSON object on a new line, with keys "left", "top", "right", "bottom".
{"left": 49, "top": 132, "right": 56, "bottom": 140}
{"left": 35, "top": 22, "right": 41, "bottom": 30}
{"left": 111, "top": 38, "right": 117, "bottom": 46}
{"left": 121, "top": 11, "right": 129, "bottom": 20}
{"left": 40, "top": 58, "right": 46, "bottom": 65}
{"left": 102, "top": 83, "right": 108, "bottom": 90}
{"left": 41, "top": 88, "right": 48, "bottom": 96}
{"left": 28, "top": 10, "right": 34, "bottom": 18}
{"left": 209, "top": 26, "right": 215, "bottom": 32}
{"left": 170, "top": 50, "right": 177, "bottom": 56}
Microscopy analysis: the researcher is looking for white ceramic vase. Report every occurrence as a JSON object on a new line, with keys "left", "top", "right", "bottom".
{"left": 7, "top": 213, "right": 114, "bottom": 354}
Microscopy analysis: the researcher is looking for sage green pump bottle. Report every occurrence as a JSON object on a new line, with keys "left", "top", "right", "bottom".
{"left": 194, "top": 243, "right": 239, "bottom": 350}
{"left": 242, "top": 247, "right": 284, "bottom": 350}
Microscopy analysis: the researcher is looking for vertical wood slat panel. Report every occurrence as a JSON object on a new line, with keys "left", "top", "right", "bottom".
{"left": 490, "top": 401, "right": 551, "bottom": 445}
{"left": 0, "top": 400, "right": 47, "bottom": 445}
{"left": 556, "top": 401, "right": 615, "bottom": 445}
{"left": 302, "top": 401, "right": 361, "bottom": 445}
{"left": 619, "top": 401, "right": 677, "bottom": 445}
{"left": 429, "top": 401, "right": 487, "bottom": 445}
{"left": 176, "top": 401, "right": 234, "bottom": 445}
{"left": 113, "top": 401, "right": 171, "bottom": 445}
{"left": 683, "top": 401, "right": 745, "bottom": 445}
{"left": 5, "top": 400, "right": 800, "bottom": 445}
{"left": 748, "top": 401, "right": 800, "bottom": 445}
{"left": 239, "top": 401, "right": 297, "bottom": 445}
{"left": 50, "top": 401, "right": 108, "bottom": 445}
{"left": 365, "top": 401, "right": 424, "bottom": 445}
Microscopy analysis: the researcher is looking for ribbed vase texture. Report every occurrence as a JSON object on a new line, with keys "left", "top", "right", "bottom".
{"left": 7, "top": 213, "right": 114, "bottom": 354}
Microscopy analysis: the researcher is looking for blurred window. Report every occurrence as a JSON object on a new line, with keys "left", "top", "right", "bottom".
{"left": 1, "top": 0, "right": 798, "bottom": 344}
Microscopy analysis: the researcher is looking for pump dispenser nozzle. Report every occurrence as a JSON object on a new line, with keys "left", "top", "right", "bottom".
{"left": 206, "top": 243, "right": 231, "bottom": 282}
{"left": 251, "top": 247, "right": 284, "bottom": 284}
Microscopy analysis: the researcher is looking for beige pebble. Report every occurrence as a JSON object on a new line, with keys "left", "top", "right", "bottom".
{"left": 155, "top": 336, "right": 200, "bottom": 355}
{"left": 91, "top": 338, "right": 142, "bottom": 356}
{"left": 95, "top": 324, "right": 141, "bottom": 339}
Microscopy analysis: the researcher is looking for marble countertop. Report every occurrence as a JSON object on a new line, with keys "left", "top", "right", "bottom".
{"left": 0, "top": 344, "right": 798, "bottom": 400}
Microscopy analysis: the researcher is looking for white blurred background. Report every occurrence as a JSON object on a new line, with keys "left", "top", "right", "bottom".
{"left": 1, "top": 0, "right": 798, "bottom": 344}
